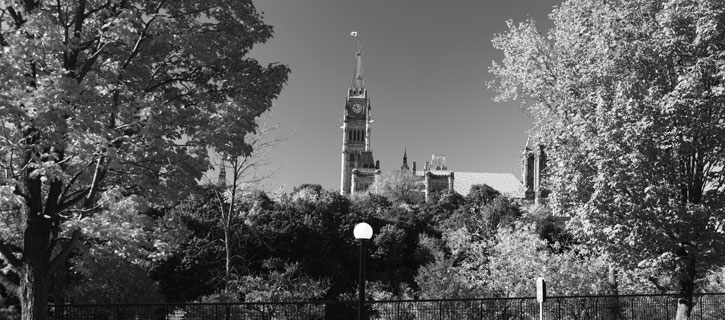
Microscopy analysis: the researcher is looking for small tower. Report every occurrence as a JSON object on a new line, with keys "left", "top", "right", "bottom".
{"left": 522, "top": 138, "right": 547, "bottom": 204}
{"left": 423, "top": 154, "right": 454, "bottom": 201}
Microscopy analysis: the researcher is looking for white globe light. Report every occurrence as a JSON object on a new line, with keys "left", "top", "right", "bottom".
{"left": 353, "top": 222, "right": 373, "bottom": 240}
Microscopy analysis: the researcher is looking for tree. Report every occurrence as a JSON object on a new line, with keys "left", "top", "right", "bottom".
{"left": 370, "top": 170, "right": 424, "bottom": 205}
{"left": 415, "top": 233, "right": 477, "bottom": 299}
{"left": 490, "top": 0, "right": 725, "bottom": 318}
{"left": 466, "top": 184, "right": 500, "bottom": 206}
{"left": 470, "top": 223, "right": 609, "bottom": 297}
{"left": 60, "top": 188, "right": 186, "bottom": 304}
{"left": 212, "top": 111, "right": 286, "bottom": 290}
{"left": 0, "top": 1, "right": 289, "bottom": 319}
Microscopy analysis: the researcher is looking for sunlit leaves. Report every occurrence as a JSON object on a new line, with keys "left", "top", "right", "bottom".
{"left": 1, "top": 0, "right": 288, "bottom": 314}
{"left": 490, "top": 0, "right": 725, "bottom": 304}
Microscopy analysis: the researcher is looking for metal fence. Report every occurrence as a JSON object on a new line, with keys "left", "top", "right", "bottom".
{"left": 47, "top": 293, "right": 725, "bottom": 320}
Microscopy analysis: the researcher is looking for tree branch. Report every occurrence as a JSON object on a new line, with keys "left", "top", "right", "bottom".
{"left": 0, "top": 240, "right": 21, "bottom": 269}
{"left": 82, "top": 155, "right": 106, "bottom": 209}
{"left": 57, "top": 187, "right": 91, "bottom": 213}
{"left": 47, "top": 230, "right": 80, "bottom": 277}
{"left": 59, "top": 169, "right": 84, "bottom": 201}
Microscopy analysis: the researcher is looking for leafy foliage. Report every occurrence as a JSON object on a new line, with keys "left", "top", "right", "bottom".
{"left": 490, "top": 0, "right": 725, "bottom": 318}
{"left": 64, "top": 253, "right": 165, "bottom": 305}
{"left": 370, "top": 170, "right": 424, "bottom": 205}
{"left": 234, "top": 260, "right": 330, "bottom": 303}
{"left": 0, "top": 0, "right": 288, "bottom": 318}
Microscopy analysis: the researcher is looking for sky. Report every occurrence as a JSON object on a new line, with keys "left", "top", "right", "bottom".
{"left": 241, "top": 0, "right": 561, "bottom": 192}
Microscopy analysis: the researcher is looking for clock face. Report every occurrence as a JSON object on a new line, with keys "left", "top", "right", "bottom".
{"left": 352, "top": 103, "right": 363, "bottom": 113}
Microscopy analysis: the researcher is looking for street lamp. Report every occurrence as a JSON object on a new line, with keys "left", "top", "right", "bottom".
{"left": 353, "top": 222, "right": 373, "bottom": 320}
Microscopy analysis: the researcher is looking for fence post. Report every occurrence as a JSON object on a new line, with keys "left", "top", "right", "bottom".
{"left": 665, "top": 296, "right": 669, "bottom": 320}
{"left": 438, "top": 300, "right": 442, "bottom": 320}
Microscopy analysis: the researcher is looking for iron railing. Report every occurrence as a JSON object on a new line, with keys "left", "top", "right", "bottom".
{"left": 47, "top": 293, "right": 725, "bottom": 320}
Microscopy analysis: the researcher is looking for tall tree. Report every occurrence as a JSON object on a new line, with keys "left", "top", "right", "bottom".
{"left": 213, "top": 111, "right": 286, "bottom": 290}
{"left": 490, "top": 0, "right": 725, "bottom": 319}
{"left": 0, "top": 1, "right": 289, "bottom": 319}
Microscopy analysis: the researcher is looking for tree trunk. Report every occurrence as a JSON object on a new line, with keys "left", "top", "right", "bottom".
{"left": 20, "top": 217, "right": 52, "bottom": 320}
{"left": 675, "top": 250, "right": 697, "bottom": 320}
{"left": 51, "top": 260, "right": 67, "bottom": 306}
{"left": 224, "top": 227, "right": 231, "bottom": 292}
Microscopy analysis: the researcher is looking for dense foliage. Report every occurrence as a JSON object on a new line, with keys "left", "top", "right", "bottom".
{"left": 148, "top": 182, "right": 621, "bottom": 304}
{"left": 0, "top": 0, "right": 288, "bottom": 319}
{"left": 490, "top": 0, "right": 725, "bottom": 319}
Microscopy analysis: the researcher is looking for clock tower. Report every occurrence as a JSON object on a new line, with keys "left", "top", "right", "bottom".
{"left": 341, "top": 45, "right": 378, "bottom": 195}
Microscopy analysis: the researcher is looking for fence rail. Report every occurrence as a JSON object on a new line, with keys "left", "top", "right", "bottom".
{"left": 47, "top": 293, "right": 725, "bottom": 320}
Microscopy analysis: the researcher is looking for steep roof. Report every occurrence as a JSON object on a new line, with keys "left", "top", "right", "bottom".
{"left": 453, "top": 172, "right": 524, "bottom": 198}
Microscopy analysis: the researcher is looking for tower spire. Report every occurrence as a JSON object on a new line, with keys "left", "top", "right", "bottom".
{"left": 350, "top": 42, "right": 364, "bottom": 94}
{"left": 401, "top": 147, "right": 410, "bottom": 171}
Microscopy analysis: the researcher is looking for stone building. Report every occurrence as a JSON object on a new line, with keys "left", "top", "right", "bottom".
{"left": 337, "top": 45, "right": 544, "bottom": 202}
{"left": 399, "top": 153, "right": 524, "bottom": 201}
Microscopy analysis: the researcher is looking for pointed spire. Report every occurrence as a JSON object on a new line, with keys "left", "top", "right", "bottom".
{"left": 217, "top": 159, "right": 226, "bottom": 187}
{"left": 350, "top": 44, "right": 364, "bottom": 94}
{"left": 401, "top": 147, "right": 410, "bottom": 171}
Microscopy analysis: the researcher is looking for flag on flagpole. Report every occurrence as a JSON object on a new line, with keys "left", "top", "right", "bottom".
{"left": 350, "top": 31, "right": 358, "bottom": 37}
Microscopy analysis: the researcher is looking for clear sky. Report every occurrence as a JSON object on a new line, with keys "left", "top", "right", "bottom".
{"left": 244, "top": 0, "right": 561, "bottom": 192}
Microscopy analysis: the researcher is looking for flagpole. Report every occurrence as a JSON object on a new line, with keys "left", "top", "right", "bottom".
{"left": 351, "top": 31, "right": 360, "bottom": 52}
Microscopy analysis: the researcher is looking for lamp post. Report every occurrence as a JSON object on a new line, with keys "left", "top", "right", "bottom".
{"left": 353, "top": 222, "right": 373, "bottom": 320}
